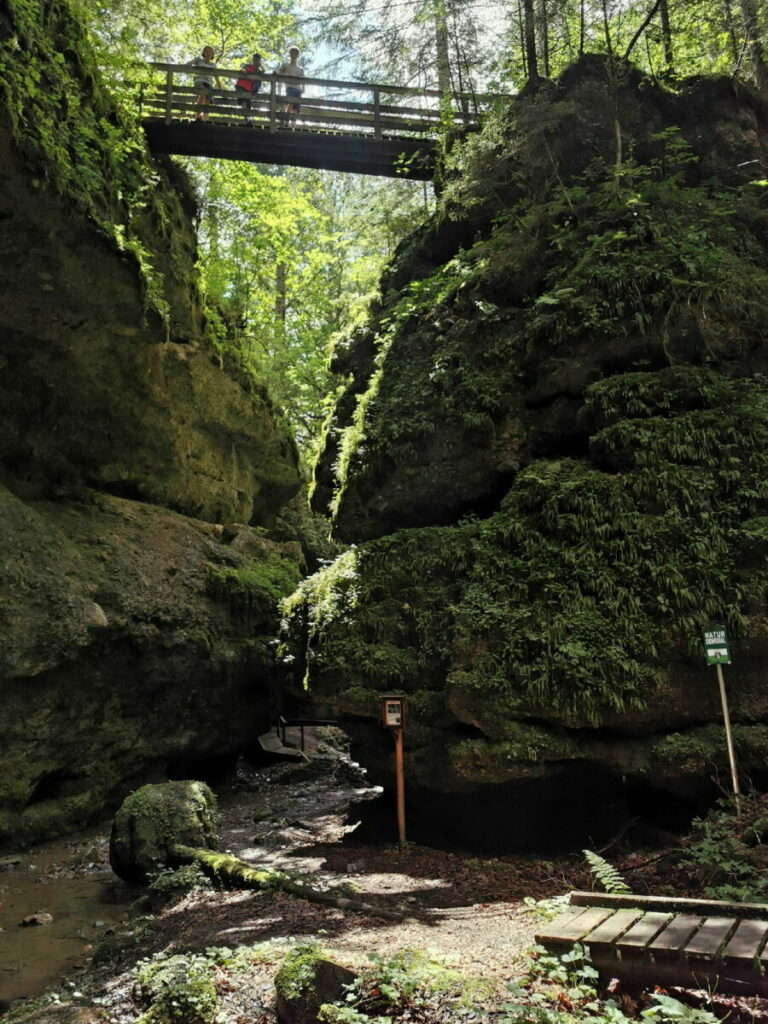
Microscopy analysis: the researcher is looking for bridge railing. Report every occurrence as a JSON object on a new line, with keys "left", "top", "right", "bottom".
{"left": 142, "top": 62, "right": 490, "bottom": 138}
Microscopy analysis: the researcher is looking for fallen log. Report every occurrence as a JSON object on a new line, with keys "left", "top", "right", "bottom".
{"left": 172, "top": 844, "right": 413, "bottom": 921}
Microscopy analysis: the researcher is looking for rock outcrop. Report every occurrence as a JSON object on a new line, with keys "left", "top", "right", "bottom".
{"left": 286, "top": 58, "right": 768, "bottom": 851}
{"left": 0, "top": 483, "right": 303, "bottom": 847}
{"left": 0, "top": 0, "right": 303, "bottom": 845}
{"left": 109, "top": 781, "right": 217, "bottom": 884}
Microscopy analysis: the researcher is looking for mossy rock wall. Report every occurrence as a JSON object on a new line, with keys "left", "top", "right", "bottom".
{"left": 313, "top": 60, "right": 768, "bottom": 540}
{"left": 0, "top": 0, "right": 301, "bottom": 526}
{"left": 0, "top": 0, "right": 309, "bottom": 847}
{"left": 288, "top": 59, "right": 768, "bottom": 850}
{"left": 0, "top": 483, "right": 303, "bottom": 849}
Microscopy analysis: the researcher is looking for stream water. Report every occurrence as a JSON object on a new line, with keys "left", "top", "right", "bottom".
{"left": 0, "top": 824, "right": 132, "bottom": 1008}
{"left": 0, "top": 742, "right": 379, "bottom": 1012}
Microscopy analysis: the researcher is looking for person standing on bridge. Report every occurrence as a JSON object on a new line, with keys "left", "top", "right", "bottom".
{"left": 236, "top": 53, "right": 264, "bottom": 125}
{"left": 278, "top": 47, "right": 304, "bottom": 116}
{"left": 191, "top": 45, "right": 219, "bottom": 121}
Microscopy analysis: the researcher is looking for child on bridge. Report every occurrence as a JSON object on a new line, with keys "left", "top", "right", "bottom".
{"left": 191, "top": 46, "right": 219, "bottom": 121}
{"left": 236, "top": 53, "right": 265, "bottom": 125}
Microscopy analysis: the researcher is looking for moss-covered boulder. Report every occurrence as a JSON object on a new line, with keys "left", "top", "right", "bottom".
{"left": 134, "top": 953, "right": 218, "bottom": 1024}
{"left": 286, "top": 59, "right": 768, "bottom": 850}
{"left": 110, "top": 781, "right": 217, "bottom": 884}
{"left": 275, "top": 947, "right": 356, "bottom": 1024}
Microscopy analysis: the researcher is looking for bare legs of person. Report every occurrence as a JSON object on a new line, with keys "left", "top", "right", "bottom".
{"left": 195, "top": 91, "right": 211, "bottom": 121}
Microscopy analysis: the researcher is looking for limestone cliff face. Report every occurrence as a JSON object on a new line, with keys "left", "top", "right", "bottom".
{"left": 0, "top": 0, "right": 304, "bottom": 845}
{"left": 287, "top": 59, "right": 768, "bottom": 851}
{"left": 0, "top": 485, "right": 303, "bottom": 847}
{"left": 0, "top": 89, "right": 299, "bottom": 527}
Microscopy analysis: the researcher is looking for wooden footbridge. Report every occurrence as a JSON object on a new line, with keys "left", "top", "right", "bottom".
{"left": 537, "top": 891, "right": 768, "bottom": 996}
{"left": 141, "top": 63, "right": 492, "bottom": 179}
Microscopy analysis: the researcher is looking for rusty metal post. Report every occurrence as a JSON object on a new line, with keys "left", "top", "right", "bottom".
{"left": 394, "top": 727, "right": 406, "bottom": 847}
{"left": 164, "top": 68, "right": 173, "bottom": 124}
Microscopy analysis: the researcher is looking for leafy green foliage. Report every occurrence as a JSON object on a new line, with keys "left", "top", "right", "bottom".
{"left": 678, "top": 793, "right": 768, "bottom": 902}
{"left": 135, "top": 953, "right": 218, "bottom": 1024}
{"left": 191, "top": 160, "right": 431, "bottom": 452}
{"left": 520, "top": 131, "right": 768, "bottom": 355}
{"left": 146, "top": 864, "right": 213, "bottom": 904}
{"left": 319, "top": 950, "right": 484, "bottom": 1024}
{"left": 501, "top": 945, "right": 718, "bottom": 1024}
{"left": 287, "top": 365, "right": 768, "bottom": 726}
{"left": 583, "top": 851, "right": 631, "bottom": 895}
{"left": 276, "top": 943, "right": 329, "bottom": 1000}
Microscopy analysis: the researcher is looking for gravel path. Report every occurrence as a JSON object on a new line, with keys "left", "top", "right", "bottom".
{"left": 4, "top": 753, "right": 591, "bottom": 1023}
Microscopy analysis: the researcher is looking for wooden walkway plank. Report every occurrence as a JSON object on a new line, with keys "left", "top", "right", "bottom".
{"left": 583, "top": 909, "right": 643, "bottom": 949}
{"left": 536, "top": 907, "right": 612, "bottom": 946}
{"left": 684, "top": 917, "right": 738, "bottom": 958}
{"left": 617, "top": 913, "right": 674, "bottom": 953}
{"left": 570, "top": 890, "right": 768, "bottom": 921}
{"left": 722, "top": 919, "right": 768, "bottom": 963}
{"left": 649, "top": 915, "right": 703, "bottom": 955}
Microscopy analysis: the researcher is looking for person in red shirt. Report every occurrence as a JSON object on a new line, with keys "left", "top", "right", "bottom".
{"left": 235, "top": 53, "right": 264, "bottom": 124}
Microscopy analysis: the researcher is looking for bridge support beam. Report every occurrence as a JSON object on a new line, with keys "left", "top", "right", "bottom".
{"left": 143, "top": 121, "right": 437, "bottom": 180}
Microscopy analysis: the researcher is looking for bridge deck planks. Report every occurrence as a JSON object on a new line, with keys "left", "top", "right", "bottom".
{"left": 648, "top": 915, "right": 703, "bottom": 956}
{"left": 722, "top": 919, "right": 768, "bottom": 962}
{"left": 581, "top": 909, "right": 643, "bottom": 949}
{"left": 539, "top": 907, "right": 614, "bottom": 946}
{"left": 616, "top": 912, "right": 673, "bottom": 955}
{"left": 535, "top": 893, "right": 768, "bottom": 995}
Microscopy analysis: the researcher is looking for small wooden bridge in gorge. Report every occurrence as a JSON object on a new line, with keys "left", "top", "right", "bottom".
{"left": 141, "top": 63, "right": 496, "bottom": 179}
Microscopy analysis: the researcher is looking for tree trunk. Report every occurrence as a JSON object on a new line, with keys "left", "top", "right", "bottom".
{"left": 275, "top": 261, "right": 287, "bottom": 323}
{"left": 172, "top": 845, "right": 410, "bottom": 921}
{"left": 739, "top": 0, "right": 768, "bottom": 98}
{"left": 660, "top": 0, "right": 674, "bottom": 72}
{"left": 517, "top": 0, "right": 528, "bottom": 78}
{"left": 723, "top": 0, "right": 740, "bottom": 61}
{"left": 601, "top": 0, "right": 614, "bottom": 56}
{"left": 433, "top": 0, "right": 452, "bottom": 96}
{"left": 538, "top": 0, "right": 550, "bottom": 76}
{"left": 523, "top": 0, "right": 539, "bottom": 79}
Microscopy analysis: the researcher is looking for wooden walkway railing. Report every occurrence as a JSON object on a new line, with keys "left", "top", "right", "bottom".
{"left": 142, "top": 62, "right": 487, "bottom": 139}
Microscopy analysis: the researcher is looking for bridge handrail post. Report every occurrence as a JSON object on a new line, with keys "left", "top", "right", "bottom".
{"left": 373, "top": 86, "right": 381, "bottom": 139}
{"left": 269, "top": 77, "right": 277, "bottom": 133}
{"left": 164, "top": 68, "right": 173, "bottom": 124}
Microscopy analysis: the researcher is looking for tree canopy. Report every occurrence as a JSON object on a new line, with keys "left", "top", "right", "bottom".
{"left": 72, "top": 0, "right": 767, "bottom": 456}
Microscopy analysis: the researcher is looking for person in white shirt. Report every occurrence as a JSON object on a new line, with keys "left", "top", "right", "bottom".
{"left": 191, "top": 46, "right": 219, "bottom": 121}
{"left": 278, "top": 47, "right": 305, "bottom": 114}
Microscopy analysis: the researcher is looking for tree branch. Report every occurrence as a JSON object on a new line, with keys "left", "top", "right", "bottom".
{"left": 624, "top": 0, "right": 664, "bottom": 61}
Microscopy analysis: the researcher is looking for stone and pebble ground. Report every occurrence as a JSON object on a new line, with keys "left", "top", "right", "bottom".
{"left": 9, "top": 753, "right": 765, "bottom": 1024}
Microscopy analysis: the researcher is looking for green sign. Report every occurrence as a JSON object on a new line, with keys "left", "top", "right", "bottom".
{"left": 703, "top": 626, "right": 731, "bottom": 665}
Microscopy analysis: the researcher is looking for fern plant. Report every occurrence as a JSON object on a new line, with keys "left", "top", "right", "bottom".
{"left": 583, "top": 849, "right": 631, "bottom": 894}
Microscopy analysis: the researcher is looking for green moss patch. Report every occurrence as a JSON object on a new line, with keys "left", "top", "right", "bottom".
{"left": 284, "top": 367, "right": 768, "bottom": 726}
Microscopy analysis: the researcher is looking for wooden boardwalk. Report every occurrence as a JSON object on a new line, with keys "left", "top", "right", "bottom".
{"left": 536, "top": 891, "right": 768, "bottom": 995}
{"left": 141, "top": 63, "right": 492, "bottom": 178}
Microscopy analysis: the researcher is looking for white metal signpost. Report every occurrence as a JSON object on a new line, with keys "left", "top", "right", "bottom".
{"left": 703, "top": 626, "right": 741, "bottom": 802}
